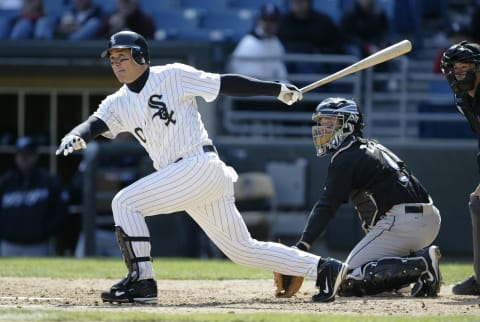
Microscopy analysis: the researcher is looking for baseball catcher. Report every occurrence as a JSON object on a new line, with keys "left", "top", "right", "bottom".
{"left": 274, "top": 97, "right": 442, "bottom": 300}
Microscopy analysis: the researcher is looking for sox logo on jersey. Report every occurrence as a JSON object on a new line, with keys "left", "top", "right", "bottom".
{"left": 148, "top": 94, "right": 176, "bottom": 126}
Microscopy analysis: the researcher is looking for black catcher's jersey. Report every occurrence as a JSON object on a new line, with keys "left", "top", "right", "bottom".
{"left": 328, "top": 137, "right": 429, "bottom": 216}
{"left": 301, "top": 136, "right": 430, "bottom": 243}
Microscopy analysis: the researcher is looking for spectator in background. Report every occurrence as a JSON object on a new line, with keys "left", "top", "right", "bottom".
{"left": 55, "top": 0, "right": 103, "bottom": 40}
{"left": 227, "top": 3, "right": 288, "bottom": 82}
{"left": 276, "top": 0, "right": 345, "bottom": 76}
{"left": 0, "top": 136, "right": 68, "bottom": 256}
{"left": 433, "top": 22, "right": 472, "bottom": 74}
{"left": 340, "top": 0, "right": 390, "bottom": 59}
{"left": 101, "top": 0, "right": 155, "bottom": 39}
{"left": 277, "top": 0, "right": 344, "bottom": 56}
{"left": 471, "top": 0, "right": 480, "bottom": 44}
{"left": 0, "top": 0, "right": 22, "bottom": 9}
{"left": 3, "top": 0, "right": 54, "bottom": 40}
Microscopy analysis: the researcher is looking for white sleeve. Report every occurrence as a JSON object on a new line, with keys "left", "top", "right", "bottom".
{"left": 93, "top": 93, "right": 124, "bottom": 139}
{"left": 176, "top": 63, "right": 221, "bottom": 102}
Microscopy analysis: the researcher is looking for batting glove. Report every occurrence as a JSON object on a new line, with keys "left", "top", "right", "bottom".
{"left": 277, "top": 84, "right": 303, "bottom": 106}
{"left": 56, "top": 134, "right": 86, "bottom": 156}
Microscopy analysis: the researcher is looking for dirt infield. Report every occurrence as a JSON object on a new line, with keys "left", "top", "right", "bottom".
{"left": 1, "top": 277, "right": 479, "bottom": 316}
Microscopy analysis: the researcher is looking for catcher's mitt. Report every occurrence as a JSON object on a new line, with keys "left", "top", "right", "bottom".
{"left": 273, "top": 272, "right": 304, "bottom": 298}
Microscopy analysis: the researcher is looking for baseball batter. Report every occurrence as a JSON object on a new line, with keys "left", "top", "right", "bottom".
{"left": 277, "top": 98, "right": 442, "bottom": 299}
{"left": 441, "top": 41, "right": 480, "bottom": 295}
{"left": 55, "top": 31, "right": 347, "bottom": 304}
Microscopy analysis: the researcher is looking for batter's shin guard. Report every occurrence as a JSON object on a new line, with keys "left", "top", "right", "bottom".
{"left": 114, "top": 225, "right": 152, "bottom": 284}
{"left": 337, "top": 257, "right": 426, "bottom": 297}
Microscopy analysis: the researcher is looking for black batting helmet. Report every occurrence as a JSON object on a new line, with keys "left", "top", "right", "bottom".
{"left": 440, "top": 41, "right": 480, "bottom": 94}
{"left": 101, "top": 30, "right": 150, "bottom": 65}
{"left": 312, "top": 97, "right": 363, "bottom": 157}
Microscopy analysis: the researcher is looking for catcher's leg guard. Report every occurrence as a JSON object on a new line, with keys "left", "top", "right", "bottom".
{"left": 101, "top": 226, "right": 157, "bottom": 304}
{"left": 410, "top": 245, "right": 442, "bottom": 297}
{"left": 338, "top": 256, "right": 427, "bottom": 297}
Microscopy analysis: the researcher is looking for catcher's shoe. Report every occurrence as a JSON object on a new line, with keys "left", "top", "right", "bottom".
{"left": 411, "top": 245, "right": 442, "bottom": 297}
{"left": 452, "top": 275, "right": 480, "bottom": 295}
{"left": 101, "top": 275, "right": 157, "bottom": 304}
{"left": 313, "top": 258, "right": 349, "bottom": 302}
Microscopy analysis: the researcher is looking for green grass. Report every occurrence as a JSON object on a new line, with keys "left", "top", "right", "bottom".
{"left": 0, "top": 310, "right": 477, "bottom": 322}
{"left": 0, "top": 257, "right": 477, "bottom": 322}
{"left": 0, "top": 257, "right": 474, "bottom": 284}
{"left": 0, "top": 257, "right": 272, "bottom": 279}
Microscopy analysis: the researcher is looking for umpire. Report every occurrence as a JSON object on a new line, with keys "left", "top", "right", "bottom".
{"left": 440, "top": 40, "right": 480, "bottom": 295}
{"left": 292, "top": 97, "right": 442, "bottom": 298}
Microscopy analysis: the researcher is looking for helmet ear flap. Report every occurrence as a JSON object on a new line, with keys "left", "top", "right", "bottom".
{"left": 131, "top": 48, "right": 146, "bottom": 65}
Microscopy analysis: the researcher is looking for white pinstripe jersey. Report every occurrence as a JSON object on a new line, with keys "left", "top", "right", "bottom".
{"left": 93, "top": 63, "right": 221, "bottom": 170}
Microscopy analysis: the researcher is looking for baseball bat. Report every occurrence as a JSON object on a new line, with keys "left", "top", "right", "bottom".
{"left": 300, "top": 40, "right": 412, "bottom": 94}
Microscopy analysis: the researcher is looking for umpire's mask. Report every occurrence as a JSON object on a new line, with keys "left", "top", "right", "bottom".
{"left": 440, "top": 41, "right": 480, "bottom": 94}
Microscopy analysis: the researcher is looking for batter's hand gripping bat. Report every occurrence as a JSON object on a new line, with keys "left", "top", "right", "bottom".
{"left": 300, "top": 40, "right": 412, "bottom": 94}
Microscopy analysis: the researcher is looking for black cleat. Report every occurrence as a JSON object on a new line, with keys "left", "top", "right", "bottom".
{"left": 101, "top": 274, "right": 157, "bottom": 304}
{"left": 452, "top": 275, "right": 480, "bottom": 295}
{"left": 313, "top": 258, "right": 349, "bottom": 302}
{"left": 411, "top": 245, "right": 442, "bottom": 297}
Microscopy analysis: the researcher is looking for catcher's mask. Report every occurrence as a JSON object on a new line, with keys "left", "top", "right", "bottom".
{"left": 440, "top": 41, "right": 480, "bottom": 94}
{"left": 312, "top": 97, "right": 363, "bottom": 157}
{"left": 101, "top": 30, "right": 150, "bottom": 65}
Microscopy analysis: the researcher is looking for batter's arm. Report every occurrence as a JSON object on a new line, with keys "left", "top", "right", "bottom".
{"left": 56, "top": 116, "right": 109, "bottom": 156}
{"left": 219, "top": 74, "right": 281, "bottom": 96}
{"left": 219, "top": 74, "right": 302, "bottom": 105}
{"left": 68, "top": 116, "right": 109, "bottom": 142}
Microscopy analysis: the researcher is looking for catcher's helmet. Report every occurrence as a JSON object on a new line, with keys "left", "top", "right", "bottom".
{"left": 311, "top": 97, "right": 363, "bottom": 157}
{"left": 440, "top": 41, "right": 480, "bottom": 94}
{"left": 101, "top": 31, "right": 150, "bottom": 65}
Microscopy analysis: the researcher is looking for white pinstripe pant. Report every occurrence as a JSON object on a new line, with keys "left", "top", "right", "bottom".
{"left": 345, "top": 201, "right": 441, "bottom": 269}
{"left": 111, "top": 152, "right": 320, "bottom": 280}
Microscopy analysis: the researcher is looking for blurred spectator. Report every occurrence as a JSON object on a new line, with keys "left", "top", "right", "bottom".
{"left": 340, "top": 0, "right": 390, "bottom": 59}
{"left": 277, "top": 0, "right": 344, "bottom": 55}
{"left": 0, "top": 0, "right": 22, "bottom": 39}
{"left": 55, "top": 0, "right": 103, "bottom": 40}
{"left": 0, "top": 136, "right": 68, "bottom": 256}
{"left": 276, "top": 0, "right": 345, "bottom": 76}
{"left": 470, "top": 0, "right": 480, "bottom": 44}
{"left": 226, "top": 3, "right": 288, "bottom": 82}
{"left": 1, "top": 0, "right": 54, "bottom": 40}
{"left": 394, "top": 0, "right": 449, "bottom": 50}
{"left": 433, "top": 22, "right": 472, "bottom": 74}
{"left": 0, "top": 0, "right": 22, "bottom": 9}
{"left": 101, "top": 0, "right": 155, "bottom": 39}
